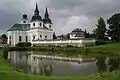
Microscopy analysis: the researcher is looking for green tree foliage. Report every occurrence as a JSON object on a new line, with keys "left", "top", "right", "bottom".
{"left": 107, "top": 13, "right": 120, "bottom": 41}
{"left": 108, "top": 58, "right": 120, "bottom": 72}
{"left": 94, "top": 17, "right": 106, "bottom": 40}
{"left": 84, "top": 29, "right": 92, "bottom": 38}
{"left": 67, "top": 33, "right": 70, "bottom": 39}
{"left": 1, "top": 34, "right": 7, "bottom": 39}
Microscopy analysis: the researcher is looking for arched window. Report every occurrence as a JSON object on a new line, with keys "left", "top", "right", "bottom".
{"left": 45, "top": 36, "right": 47, "bottom": 40}
{"left": 40, "top": 23, "right": 41, "bottom": 26}
{"left": 33, "top": 36, "right": 35, "bottom": 40}
{"left": 33, "top": 23, "right": 35, "bottom": 26}
{"left": 49, "top": 25, "right": 51, "bottom": 28}
{"left": 26, "top": 36, "right": 28, "bottom": 42}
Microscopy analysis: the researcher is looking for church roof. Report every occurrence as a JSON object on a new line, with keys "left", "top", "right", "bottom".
{"left": 43, "top": 18, "right": 52, "bottom": 24}
{"left": 31, "top": 15, "right": 42, "bottom": 22}
{"left": 7, "top": 24, "right": 30, "bottom": 31}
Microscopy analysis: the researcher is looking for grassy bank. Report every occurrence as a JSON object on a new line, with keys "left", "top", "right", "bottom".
{"left": 1, "top": 46, "right": 120, "bottom": 80}
{"left": 9, "top": 43, "right": 120, "bottom": 57}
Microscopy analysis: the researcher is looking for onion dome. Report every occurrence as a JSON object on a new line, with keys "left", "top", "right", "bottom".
{"left": 31, "top": 3, "right": 42, "bottom": 22}
{"left": 43, "top": 7, "right": 52, "bottom": 24}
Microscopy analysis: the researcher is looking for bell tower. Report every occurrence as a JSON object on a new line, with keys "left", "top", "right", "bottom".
{"left": 21, "top": 14, "right": 29, "bottom": 24}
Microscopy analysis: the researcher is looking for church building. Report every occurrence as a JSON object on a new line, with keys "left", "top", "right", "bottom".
{"left": 7, "top": 3, "right": 53, "bottom": 46}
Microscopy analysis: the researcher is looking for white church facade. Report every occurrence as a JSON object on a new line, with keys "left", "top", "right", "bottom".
{"left": 7, "top": 3, "right": 53, "bottom": 46}
{"left": 7, "top": 3, "right": 95, "bottom": 47}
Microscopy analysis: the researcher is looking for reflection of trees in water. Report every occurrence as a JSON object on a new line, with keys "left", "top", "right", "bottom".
{"left": 3, "top": 46, "right": 8, "bottom": 59}
{"left": 96, "top": 57, "right": 107, "bottom": 72}
{"left": 96, "top": 57, "right": 120, "bottom": 73}
{"left": 108, "top": 58, "right": 120, "bottom": 72}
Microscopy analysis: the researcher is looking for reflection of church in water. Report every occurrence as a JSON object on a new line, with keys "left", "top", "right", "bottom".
{"left": 9, "top": 51, "right": 53, "bottom": 75}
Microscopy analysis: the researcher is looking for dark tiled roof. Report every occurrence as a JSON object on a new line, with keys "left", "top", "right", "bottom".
{"left": 72, "top": 28, "right": 84, "bottom": 33}
{"left": 70, "top": 28, "right": 85, "bottom": 37}
{"left": 7, "top": 24, "right": 30, "bottom": 31}
{"left": 31, "top": 15, "right": 42, "bottom": 22}
{"left": 43, "top": 18, "right": 52, "bottom": 24}
{"left": 75, "top": 32, "right": 84, "bottom": 37}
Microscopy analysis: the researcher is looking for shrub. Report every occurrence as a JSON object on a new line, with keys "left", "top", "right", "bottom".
{"left": 66, "top": 45, "right": 73, "bottom": 47}
{"left": 56, "top": 45, "right": 61, "bottom": 47}
{"left": 95, "top": 40, "right": 107, "bottom": 45}
{"left": 16, "top": 42, "right": 31, "bottom": 47}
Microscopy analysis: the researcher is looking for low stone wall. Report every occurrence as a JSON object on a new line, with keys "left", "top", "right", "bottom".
{"left": 32, "top": 39, "right": 96, "bottom": 47}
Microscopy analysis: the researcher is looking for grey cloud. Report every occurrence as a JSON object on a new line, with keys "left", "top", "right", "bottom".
{"left": 0, "top": 0, "right": 120, "bottom": 35}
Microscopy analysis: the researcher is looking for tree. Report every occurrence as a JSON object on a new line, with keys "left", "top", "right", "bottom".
{"left": 84, "top": 29, "right": 92, "bottom": 38}
{"left": 53, "top": 32, "right": 57, "bottom": 39}
{"left": 96, "top": 57, "right": 107, "bottom": 72}
{"left": 95, "top": 17, "right": 106, "bottom": 40}
{"left": 0, "top": 34, "right": 7, "bottom": 44}
{"left": 1, "top": 34, "right": 7, "bottom": 39}
{"left": 92, "top": 29, "right": 97, "bottom": 38}
{"left": 67, "top": 33, "right": 70, "bottom": 39}
{"left": 107, "top": 13, "right": 120, "bottom": 41}
{"left": 84, "top": 29, "right": 87, "bottom": 38}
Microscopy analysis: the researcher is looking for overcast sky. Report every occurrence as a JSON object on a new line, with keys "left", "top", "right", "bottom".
{"left": 0, "top": 0, "right": 120, "bottom": 35}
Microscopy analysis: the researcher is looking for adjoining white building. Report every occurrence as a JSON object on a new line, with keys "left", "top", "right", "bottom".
{"left": 7, "top": 3, "right": 53, "bottom": 46}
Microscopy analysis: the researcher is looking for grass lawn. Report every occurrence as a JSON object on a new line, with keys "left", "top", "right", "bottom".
{"left": 1, "top": 43, "right": 120, "bottom": 80}
{"left": 9, "top": 43, "right": 120, "bottom": 57}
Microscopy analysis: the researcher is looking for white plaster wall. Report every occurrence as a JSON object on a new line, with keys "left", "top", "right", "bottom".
{"left": 70, "top": 34, "right": 85, "bottom": 39}
{"left": 30, "top": 21, "right": 43, "bottom": 28}
{"left": 44, "top": 23, "right": 52, "bottom": 29}
{"left": 21, "top": 19, "right": 29, "bottom": 24}
{"left": 32, "top": 39, "right": 95, "bottom": 44}
{"left": 30, "top": 28, "right": 53, "bottom": 40}
{"left": 7, "top": 30, "right": 30, "bottom": 46}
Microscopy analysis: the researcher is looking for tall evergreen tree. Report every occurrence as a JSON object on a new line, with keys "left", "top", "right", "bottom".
{"left": 84, "top": 29, "right": 87, "bottom": 38}
{"left": 53, "top": 32, "right": 57, "bottom": 39}
{"left": 107, "top": 13, "right": 120, "bottom": 41}
{"left": 94, "top": 17, "right": 106, "bottom": 40}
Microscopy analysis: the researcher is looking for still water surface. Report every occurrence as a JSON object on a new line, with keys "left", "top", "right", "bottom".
{"left": 8, "top": 51, "right": 120, "bottom": 76}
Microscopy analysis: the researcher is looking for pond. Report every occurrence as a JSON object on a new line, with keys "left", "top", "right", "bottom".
{"left": 8, "top": 51, "right": 120, "bottom": 76}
